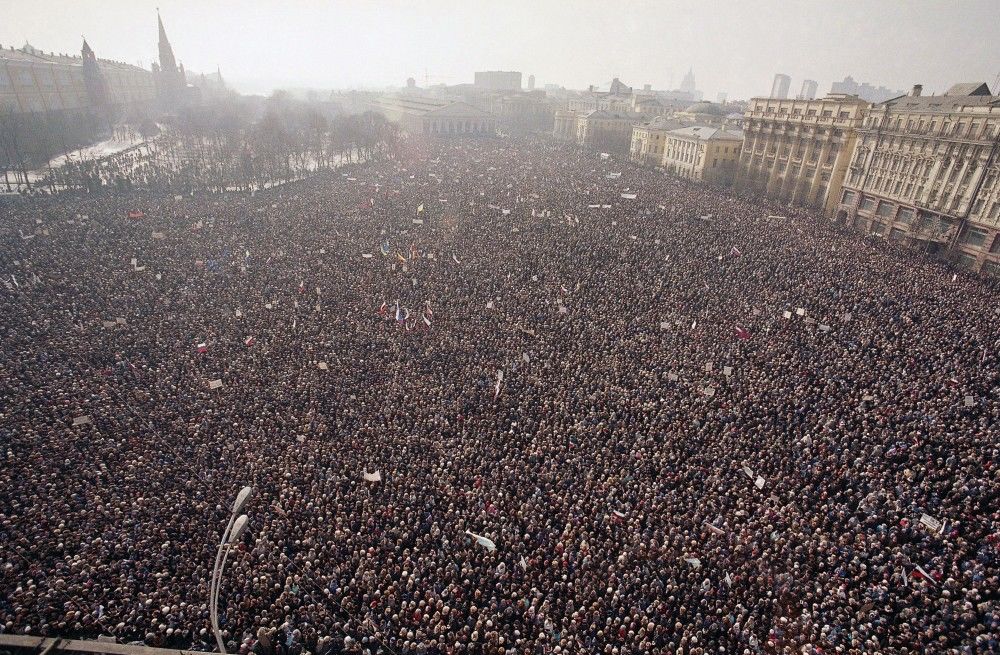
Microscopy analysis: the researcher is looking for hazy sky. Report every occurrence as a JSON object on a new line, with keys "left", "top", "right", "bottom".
{"left": 2, "top": 0, "right": 997, "bottom": 100}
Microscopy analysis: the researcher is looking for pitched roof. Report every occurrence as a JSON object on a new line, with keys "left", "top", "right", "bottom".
{"left": 945, "top": 82, "right": 991, "bottom": 96}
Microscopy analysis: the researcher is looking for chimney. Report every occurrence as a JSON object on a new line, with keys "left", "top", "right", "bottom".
{"left": 912, "top": 84, "right": 922, "bottom": 97}
{"left": 588, "top": 85, "right": 594, "bottom": 92}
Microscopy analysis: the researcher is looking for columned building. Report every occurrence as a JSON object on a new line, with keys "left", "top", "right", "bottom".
{"left": 629, "top": 116, "right": 688, "bottom": 165}
{"left": 370, "top": 95, "right": 495, "bottom": 136}
{"left": 836, "top": 83, "right": 1000, "bottom": 273}
{"left": 662, "top": 125, "right": 743, "bottom": 185}
{"left": 735, "top": 93, "right": 869, "bottom": 215}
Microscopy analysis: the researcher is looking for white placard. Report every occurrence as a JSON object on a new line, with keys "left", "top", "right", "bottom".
{"left": 208, "top": 379, "right": 223, "bottom": 390}
{"left": 72, "top": 415, "right": 92, "bottom": 426}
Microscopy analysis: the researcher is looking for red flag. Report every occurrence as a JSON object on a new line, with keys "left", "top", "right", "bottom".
{"left": 244, "top": 336, "right": 256, "bottom": 347}
{"left": 196, "top": 342, "right": 208, "bottom": 354}
{"left": 378, "top": 301, "right": 388, "bottom": 318}
{"left": 128, "top": 210, "right": 145, "bottom": 219}
{"left": 734, "top": 325, "right": 751, "bottom": 340}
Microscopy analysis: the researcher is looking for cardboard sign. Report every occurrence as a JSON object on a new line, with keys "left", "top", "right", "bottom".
{"left": 208, "top": 379, "right": 223, "bottom": 390}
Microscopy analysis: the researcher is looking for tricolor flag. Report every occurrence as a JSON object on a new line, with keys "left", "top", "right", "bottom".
{"left": 197, "top": 342, "right": 208, "bottom": 354}
{"left": 380, "top": 240, "right": 391, "bottom": 256}
{"left": 734, "top": 325, "right": 751, "bottom": 340}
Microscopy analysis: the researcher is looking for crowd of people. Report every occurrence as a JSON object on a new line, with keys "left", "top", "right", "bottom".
{"left": 0, "top": 135, "right": 997, "bottom": 655}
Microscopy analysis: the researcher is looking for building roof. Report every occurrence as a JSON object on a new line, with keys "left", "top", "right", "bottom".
{"left": 372, "top": 95, "right": 490, "bottom": 118}
{"left": 581, "top": 109, "right": 638, "bottom": 120}
{"left": 682, "top": 101, "right": 726, "bottom": 116}
{"left": 667, "top": 125, "right": 744, "bottom": 141}
{"left": 945, "top": 82, "right": 991, "bottom": 96}
{"left": 637, "top": 116, "right": 690, "bottom": 131}
{"left": 0, "top": 43, "right": 147, "bottom": 72}
{"left": 880, "top": 84, "right": 999, "bottom": 113}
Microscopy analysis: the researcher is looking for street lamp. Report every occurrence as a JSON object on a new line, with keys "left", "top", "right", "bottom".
{"left": 210, "top": 486, "right": 252, "bottom": 654}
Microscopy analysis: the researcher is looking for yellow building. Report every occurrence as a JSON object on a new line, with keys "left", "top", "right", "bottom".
{"left": 736, "top": 94, "right": 869, "bottom": 215}
{"left": 662, "top": 125, "right": 743, "bottom": 185}
{"left": 629, "top": 116, "right": 688, "bottom": 165}
{"left": 554, "top": 109, "right": 643, "bottom": 153}
{"left": 0, "top": 42, "right": 155, "bottom": 116}
{"left": 835, "top": 83, "right": 1000, "bottom": 273}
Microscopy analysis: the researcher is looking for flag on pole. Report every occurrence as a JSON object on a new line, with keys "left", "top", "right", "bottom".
{"left": 730, "top": 246, "right": 742, "bottom": 257}
{"left": 734, "top": 325, "right": 751, "bottom": 340}
{"left": 197, "top": 342, "right": 208, "bottom": 354}
{"left": 378, "top": 301, "right": 388, "bottom": 318}
{"left": 380, "top": 240, "right": 391, "bottom": 256}
{"left": 244, "top": 336, "right": 256, "bottom": 347}
{"left": 417, "top": 203, "right": 424, "bottom": 213}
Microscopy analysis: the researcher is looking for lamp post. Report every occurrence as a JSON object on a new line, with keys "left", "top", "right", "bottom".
{"left": 210, "top": 486, "right": 252, "bottom": 654}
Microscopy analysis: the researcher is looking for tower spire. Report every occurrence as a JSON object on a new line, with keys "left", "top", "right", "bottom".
{"left": 157, "top": 8, "right": 177, "bottom": 73}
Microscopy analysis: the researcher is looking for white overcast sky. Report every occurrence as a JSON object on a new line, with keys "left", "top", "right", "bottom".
{"left": 1, "top": 0, "right": 997, "bottom": 100}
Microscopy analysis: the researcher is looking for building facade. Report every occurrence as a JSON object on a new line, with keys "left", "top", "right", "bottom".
{"left": 370, "top": 95, "right": 495, "bottom": 136}
{"left": 484, "top": 91, "right": 553, "bottom": 134}
{"left": 662, "top": 126, "right": 743, "bottom": 185}
{"left": 830, "top": 76, "right": 904, "bottom": 105}
{"left": 736, "top": 94, "right": 869, "bottom": 215}
{"left": 629, "top": 116, "right": 689, "bottom": 165}
{"left": 800, "top": 80, "right": 818, "bottom": 101}
{"left": 835, "top": 83, "right": 1000, "bottom": 273}
{"left": 0, "top": 42, "right": 155, "bottom": 117}
{"left": 473, "top": 71, "right": 522, "bottom": 92}
{"left": 771, "top": 74, "right": 791, "bottom": 99}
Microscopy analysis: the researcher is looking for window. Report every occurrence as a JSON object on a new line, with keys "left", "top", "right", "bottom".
{"left": 860, "top": 197, "right": 877, "bottom": 213}
{"left": 821, "top": 110, "right": 833, "bottom": 117}
{"left": 876, "top": 201, "right": 895, "bottom": 217}
{"left": 961, "top": 227, "right": 988, "bottom": 248}
{"left": 842, "top": 190, "right": 857, "bottom": 205}
{"left": 897, "top": 208, "right": 914, "bottom": 224}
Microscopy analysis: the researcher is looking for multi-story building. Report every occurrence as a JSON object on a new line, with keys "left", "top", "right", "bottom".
{"left": 554, "top": 108, "right": 643, "bottom": 152}
{"left": 484, "top": 91, "right": 553, "bottom": 134}
{"left": 370, "top": 95, "right": 495, "bottom": 136}
{"left": 735, "top": 93, "right": 869, "bottom": 215}
{"left": 0, "top": 41, "right": 155, "bottom": 117}
{"left": 629, "top": 116, "right": 689, "bottom": 165}
{"left": 836, "top": 83, "right": 1000, "bottom": 273}
{"left": 771, "top": 74, "right": 791, "bottom": 99}
{"left": 662, "top": 125, "right": 743, "bottom": 185}
{"left": 799, "top": 80, "right": 818, "bottom": 101}
{"left": 473, "top": 71, "right": 522, "bottom": 92}
{"left": 830, "top": 76, "right": 904, "bottom": 105}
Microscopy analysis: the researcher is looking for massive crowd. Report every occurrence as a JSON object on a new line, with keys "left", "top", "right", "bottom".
{"left": 0, "top": 136, "right": 997, "bottom": 655}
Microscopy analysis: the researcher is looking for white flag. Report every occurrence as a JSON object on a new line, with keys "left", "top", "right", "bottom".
{"left": 363, "top": 470, "right": 382, "bottom": 482}
{"left": 464, "top": 530, "right": 497, "bottom": 552}
{"left": 684, "top": 557, "right": 701, "bottom": 570}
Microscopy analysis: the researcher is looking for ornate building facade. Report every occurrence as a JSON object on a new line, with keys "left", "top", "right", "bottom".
{"left": 735, "top": 94, "right": 869, "bottom": 215}
{"left": 662, "top": 126, "right": 743, "bottom": 185}
{"left": 835, "top": 83, "right": 1000, "bottom": 273}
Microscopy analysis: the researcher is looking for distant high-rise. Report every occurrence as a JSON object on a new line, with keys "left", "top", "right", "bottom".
{"left": 527, "top": 74, "right": 535, "bottom": 91}
{"left": 799, "top": 79, "right": 818, "bottom": 100}
{"left": 830, "top": 76, "right": 905, "bottom": 104}
{"left": 770, "top": 73, "right": 791, "bottom": 99}
{"left": 474, "top": 71, "right": 522, "bottom": 92}
{"left": 679, "top": 68, "right": 697, "bottom": 95}
{"left": 716, "top": 92, "right": 728, "bottom": 105}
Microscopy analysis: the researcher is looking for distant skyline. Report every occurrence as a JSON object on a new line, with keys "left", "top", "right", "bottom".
{"left": 2, "top": 0, "right": 997, "bottom": 100}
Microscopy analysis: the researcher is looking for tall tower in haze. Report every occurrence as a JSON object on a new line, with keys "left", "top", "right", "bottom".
{"left": 80, "top": 38, "right": 111, "bottom": 113}
{"left": 155, "top": 10, "right": 187, "bottom": 109}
